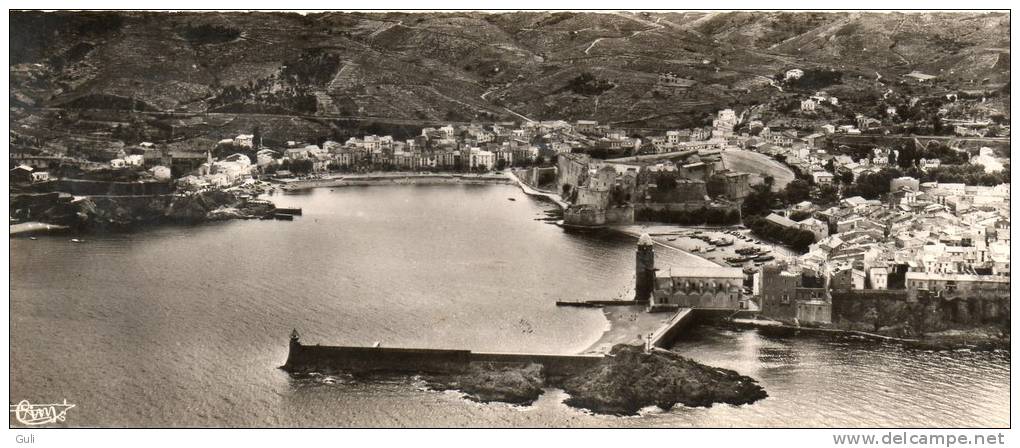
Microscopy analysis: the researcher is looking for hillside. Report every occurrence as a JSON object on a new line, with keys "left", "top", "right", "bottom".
{"left": 9, "top": 10, "right": 1010, "bottom": 144}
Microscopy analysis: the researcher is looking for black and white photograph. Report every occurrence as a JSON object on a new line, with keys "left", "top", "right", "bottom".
{"left": 5, "top": 5, "right": 1013, "bottom": 442}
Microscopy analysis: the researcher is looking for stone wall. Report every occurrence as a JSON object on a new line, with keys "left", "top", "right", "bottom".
{"left": 604, "top": 205, "right": 634, "bottom": 225}
{"left": 283, "top": 342, "right": 603, "bottom": 378}
{"left": 563, "top": 205, "right": 606, "bottom": 227}
{"left": 284, "top": 343, "right": 473, "bottom": 374}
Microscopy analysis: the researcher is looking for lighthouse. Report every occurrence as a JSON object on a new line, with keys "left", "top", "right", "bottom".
{"left": 635, "top": 233, "right": 656, "bottom": 303}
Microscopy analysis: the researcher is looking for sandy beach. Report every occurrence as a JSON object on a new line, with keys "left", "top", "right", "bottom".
{"left": 275, "top": 172, "right": 513, "bottom": 191}
{"left": 580, "top": 305, "right": 673, "bottom": 354}
{"left": 10, "top": 221, "right": 70, "bottom": 235}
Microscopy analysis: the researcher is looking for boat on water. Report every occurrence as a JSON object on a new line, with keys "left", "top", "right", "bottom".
{"left": 29, "top": 237, "right": 37, "bottom": 240}
{"left": 667, "top": 237, "right": 676, "bottom": 241}
{"left": 508, "top": 198, "right": 516, "bottom": 201}
{"left": 70, "top": 238, "right": 82, "bottom": 243}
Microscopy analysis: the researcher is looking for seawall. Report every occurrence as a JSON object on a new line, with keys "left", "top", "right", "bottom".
{"left": 283, "top": 341, "right": 603, "bottom": 378}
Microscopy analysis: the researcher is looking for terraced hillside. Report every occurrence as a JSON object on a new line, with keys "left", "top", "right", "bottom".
{"left": 10, "top": 11, "right": 1010, "bottom": 131}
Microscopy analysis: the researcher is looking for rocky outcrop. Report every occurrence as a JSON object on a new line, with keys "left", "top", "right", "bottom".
{"left": 423, "top": 362, "right": 545, "bottom": 405}
{"left": 558, "top": 345, "right": 767, "bottom": 415}
{"left": 11, "top": 189, "right": 275, "bottom": 230}
{"left": 415, "top": 344, "right": 767, "bottom": 415}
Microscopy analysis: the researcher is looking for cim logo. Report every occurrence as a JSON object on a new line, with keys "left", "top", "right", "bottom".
{"left": 9, "top": 400, "right": 76, "bottom": 426}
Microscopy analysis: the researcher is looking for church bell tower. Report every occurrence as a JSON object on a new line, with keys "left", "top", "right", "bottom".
{"left": 635, "top": 233, "right": 656, "bottom": 303}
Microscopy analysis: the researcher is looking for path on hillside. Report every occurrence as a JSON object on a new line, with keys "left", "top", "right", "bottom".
{"left": 583, "top": 13, "right": 664, "bottom": 56}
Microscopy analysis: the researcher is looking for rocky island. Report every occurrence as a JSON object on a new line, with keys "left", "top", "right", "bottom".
{"left": 416, "top": 344, "right": 765, "bottom": 415}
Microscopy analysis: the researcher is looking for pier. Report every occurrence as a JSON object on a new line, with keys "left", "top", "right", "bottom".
{"left": 283, "top": 336, "right": 604, "bottom": 378}
{"left": 648, "top": 308, "right": 696, "bottom": 349}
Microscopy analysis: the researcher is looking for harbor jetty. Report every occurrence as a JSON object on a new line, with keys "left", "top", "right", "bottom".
{"left": 281, "top": 331, "right": 767, "bottom": 415}
{"left": 282, "top": 332, "right": 602, "bottom": 379}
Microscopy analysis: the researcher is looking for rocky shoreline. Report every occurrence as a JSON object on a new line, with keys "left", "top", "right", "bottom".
{"left": 9, "top": 189, "right": 277, "bottom": 233}
{"left": 421, "top": 344, "right": 767, "bottom": 415}
{"left": 724, "top": 319, "right": 1010, "bottom": 352}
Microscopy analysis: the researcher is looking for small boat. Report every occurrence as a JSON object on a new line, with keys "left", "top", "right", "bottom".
{"left": 508, "top": 198, "right": 516, "bottom": 201}
{"left": 667, "top": 237, "right": 676, "bottom": 241}
{"left": 29, "top": 237, "right": 37, "bottom": 240}
{"left": 705, "top": 247, "right": 716, "bottom": 252}
{"left": 70, "top": 238, "right": 82, "bottom": 243}
{"left": 754, "top": 255, "right": 775, "bottom": 262}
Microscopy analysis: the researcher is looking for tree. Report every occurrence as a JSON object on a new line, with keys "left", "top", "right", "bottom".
{"left": 656, "top": 172, "right": 678, "bottom": 191}
{"left": 740, "top": 184, "right": 779, "bottom": 218}
{"left": 817, "top": 184, "right": 840, "bottom": 205}
{"left": 783, "top": 179, "right": 812, "bottom": 204}
{"left": 845, "top": 167, "right": 903, "bottom": 199}
{"left": 252, "top": 125, "right": 262, "bottom": 148}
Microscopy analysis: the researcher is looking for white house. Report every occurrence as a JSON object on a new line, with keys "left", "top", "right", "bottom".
{"left": 149, "top": 165, "right": 171, "bottom": 181}
{"left": 869, "top": 266, "right": 889, "bottom": 290}
{"left": 469, "top": 148, "right": 495, "bottom": 170}
{"left": 124, "top": 154, "right": 144, "bottom": 166}
{"left": 30, "top": 171, "right": 51, "bottom": 182}
{"left": 811, "top": 170, "right": 834, "bottom": 185}
{"left": 971, "top": 147, "right": 1003, "bottom": 173}
{"left": 234, "top": 134, "right": 255, "bottom": 149}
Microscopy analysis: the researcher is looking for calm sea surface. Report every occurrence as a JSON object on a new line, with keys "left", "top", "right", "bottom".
{"left": 10, "top": 184, "right": 1009, "bottom": 427}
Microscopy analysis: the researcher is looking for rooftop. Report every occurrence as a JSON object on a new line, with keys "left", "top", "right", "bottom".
{"left": 656, "top": 266, "right": 744, "bottom": 279}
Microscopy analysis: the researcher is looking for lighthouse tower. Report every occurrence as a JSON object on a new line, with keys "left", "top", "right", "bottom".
{"left": 635, "top": 233, "right": 656, "bottom": 303}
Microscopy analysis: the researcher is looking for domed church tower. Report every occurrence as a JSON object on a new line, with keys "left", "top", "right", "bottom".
{"left": 635, "top": 233, "right": 656, "bottom": 303}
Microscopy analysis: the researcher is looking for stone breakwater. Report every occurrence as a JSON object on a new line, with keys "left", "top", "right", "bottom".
{"left": 282, "top": 341, "right": 767, "bottom": 415}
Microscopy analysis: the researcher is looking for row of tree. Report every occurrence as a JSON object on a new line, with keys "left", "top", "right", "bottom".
{"left": 743, "top": 214, "right": 816, "bottom": 251}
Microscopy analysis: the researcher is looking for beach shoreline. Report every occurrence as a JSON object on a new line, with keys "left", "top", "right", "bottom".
{"left": 579, "top": 305, "right": 673, "bottom": 354}
{"left": 275, "top": 172, "right": 513, "bottom": 191}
